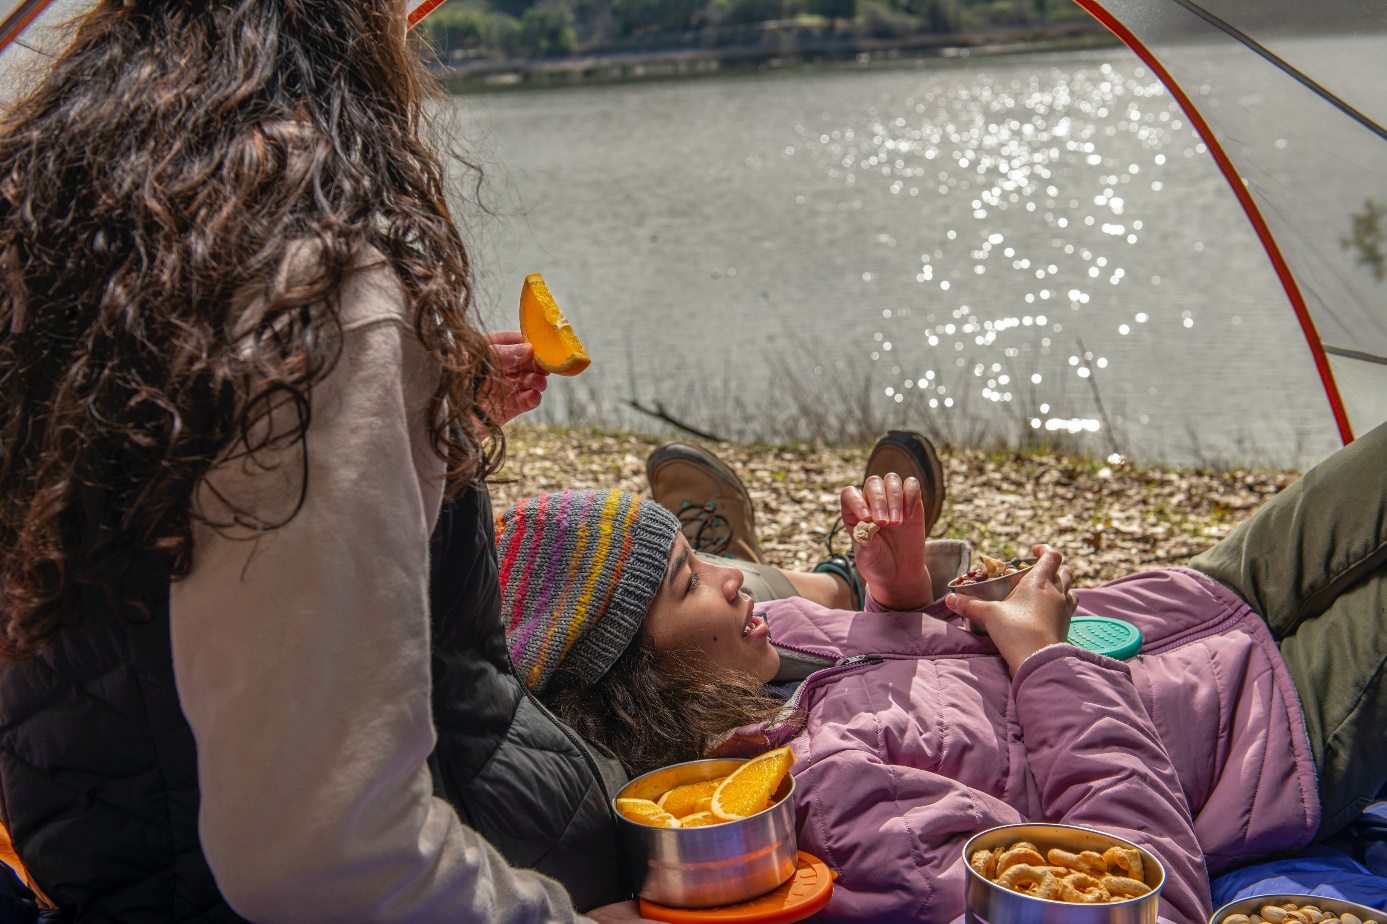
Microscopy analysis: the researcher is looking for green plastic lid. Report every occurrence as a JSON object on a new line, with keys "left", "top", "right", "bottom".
{"left": 1067, "top": 616, "right": 1143, "bottom": 660}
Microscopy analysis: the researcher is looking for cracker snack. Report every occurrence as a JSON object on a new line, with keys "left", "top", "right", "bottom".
{"left": 969, "top": 838, "right": 1153, "bottom": 905}
{"left": 852, "top": 521, "right": 879, "bottom": 544}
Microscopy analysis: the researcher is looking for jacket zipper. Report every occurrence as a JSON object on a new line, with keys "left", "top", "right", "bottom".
{"left": 513, "top": 680, "right": 643, "bottom": 899}
{"left": 517, "top": 680, "right": 617, "bottom": 812}
{"left": 769, "top": 638, "right": 841, "bottom": 661}
{"left": 777, "top": 654, "right": 884, "bottom": 717}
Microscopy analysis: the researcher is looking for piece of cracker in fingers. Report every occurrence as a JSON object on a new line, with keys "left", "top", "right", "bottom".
{"left": 853, "top": 521, "right": 879, "bottom": 543}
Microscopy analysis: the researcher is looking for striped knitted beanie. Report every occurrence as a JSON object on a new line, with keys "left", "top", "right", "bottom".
{"left": 497, "top": 489, "right": 681, "bottom": 694}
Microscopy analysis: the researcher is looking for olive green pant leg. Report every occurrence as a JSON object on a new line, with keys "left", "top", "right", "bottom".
{"left": 1189, "top": 420, "right": 1387, "bottom": 838}
{"left": 696, "top": 552, "right": 797, "bottom": 603}
{"left": 1280, "top": 576, "right": 1387, "bottom": 836}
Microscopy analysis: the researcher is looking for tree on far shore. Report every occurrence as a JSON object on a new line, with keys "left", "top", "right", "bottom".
{"left": 803, "top": 0, "right": 857, "bottom": 24}
{"left": 419, "top": 0, "right": 1086, "bottom": 60}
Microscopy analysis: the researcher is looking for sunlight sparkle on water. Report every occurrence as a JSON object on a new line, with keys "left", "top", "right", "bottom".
{"left": 794, "top": 61, "right": 1198, "bottom": 430}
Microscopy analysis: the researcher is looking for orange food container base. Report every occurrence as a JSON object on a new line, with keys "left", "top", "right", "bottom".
{"left": 637, "top": 852, "right": 835, "bottom": 924}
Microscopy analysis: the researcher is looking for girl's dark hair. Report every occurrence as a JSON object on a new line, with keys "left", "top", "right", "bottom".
{"left": 0, "top": 0, "right": 501, "bottom": 658}
{"left": 544, "top": 631, "right": 788, "bottom": 779}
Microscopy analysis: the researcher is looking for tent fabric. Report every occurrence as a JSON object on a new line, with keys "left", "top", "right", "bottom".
{"left": 1071, "top": 0, "right": 1387, "bottom": 442}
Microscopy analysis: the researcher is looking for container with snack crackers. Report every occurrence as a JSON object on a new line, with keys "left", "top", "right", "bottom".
{"left": 962, "top": 823, "right": 1165, "bottom": 923}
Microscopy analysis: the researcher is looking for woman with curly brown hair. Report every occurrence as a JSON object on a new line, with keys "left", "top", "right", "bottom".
{"left": 0, "top": 1, "right": 643, "bottom": 921}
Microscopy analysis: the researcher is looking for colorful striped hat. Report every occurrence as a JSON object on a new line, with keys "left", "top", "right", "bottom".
{"left": 497, "top": 489, "right": 681, "bottom": 694}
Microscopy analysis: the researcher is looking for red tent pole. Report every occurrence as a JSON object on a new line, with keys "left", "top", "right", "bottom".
{"left": 408, "top": 0, "right": 449, "bottom": 29}
{"left": 1071, "top": 0, "right": 1356, "bottom": 445}
{"left": 0, "top": 0, "right": 55, "bottom": 54}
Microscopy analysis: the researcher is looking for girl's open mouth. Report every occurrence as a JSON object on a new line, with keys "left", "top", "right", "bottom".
{"left": 742, "top": 612, "right": 769, "bottom": 639}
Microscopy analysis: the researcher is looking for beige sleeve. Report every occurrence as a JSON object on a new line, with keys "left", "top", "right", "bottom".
{"left": 170, "top": 263, "right": 592, "bottom": 923}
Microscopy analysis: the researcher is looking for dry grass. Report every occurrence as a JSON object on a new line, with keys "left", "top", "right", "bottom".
{"left": 490, "top": 424, "right": 1300, "bottom": 586}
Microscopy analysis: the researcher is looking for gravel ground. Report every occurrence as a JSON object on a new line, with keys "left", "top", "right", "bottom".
{"left": 490, "top": 425, "right": 1300, "bottom": 586}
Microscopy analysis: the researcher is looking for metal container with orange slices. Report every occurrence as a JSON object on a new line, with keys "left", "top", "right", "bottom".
{"left": 613, "top": 748, "right": 810, "bottom": 913}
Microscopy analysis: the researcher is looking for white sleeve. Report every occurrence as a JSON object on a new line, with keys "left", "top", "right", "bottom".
{"left": 170, "top": 264, "right": 592, "bottom": 923}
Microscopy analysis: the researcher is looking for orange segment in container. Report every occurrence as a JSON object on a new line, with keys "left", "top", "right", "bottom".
{"left": 519, "top": 273, "right": 590, "bottom": 375}
{"left": 710, "top": 746, "right": 795, "bottom": 821}
{"left": 617, "top": 797, "right": 682, "bottom": 828}
{"left": 676, "top": 811, "right": 723, "bottom": 828}
{"left": 658, "top": 778, "right": 723, "bottom": 819}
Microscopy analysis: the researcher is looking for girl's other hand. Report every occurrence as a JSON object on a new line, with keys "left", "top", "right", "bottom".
{"left": 484, "top": 330, "right": 549, "bottom": 425}
{"left": 840, "top": 474, "right": 932, "bottom": 612}
{"left": 944, "top": 544, "right": 1077, "bottom": 675}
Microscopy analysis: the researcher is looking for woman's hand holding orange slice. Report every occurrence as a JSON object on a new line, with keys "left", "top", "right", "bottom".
{"left": 483, "top": 330, "right": 549, "bottom": 425}
{"left": 519, "top": 273, "right": 590, "bottom": 376}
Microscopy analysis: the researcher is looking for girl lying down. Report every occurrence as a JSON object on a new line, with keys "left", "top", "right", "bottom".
{"left": 496, "top": 422, "right": 1387, "bottom": 924}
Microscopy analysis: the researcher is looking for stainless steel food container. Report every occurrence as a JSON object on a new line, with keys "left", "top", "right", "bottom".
{"left": 1210, "top": 893, "right": 1383, "bottom": 923}
{"left": 949, "top": 557, "right": 1039, "bottom": 634}
{"left": 963, "top": 823, "right": 1166, "bottom": 924}
{"left": 615, "top": 757, "right": 798, "bottom": 908}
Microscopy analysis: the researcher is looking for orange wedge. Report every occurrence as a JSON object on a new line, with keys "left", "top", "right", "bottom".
{"left": 677, "top": 811, "right": 724, "bottom": 828}
{"left": 616, "top": 798, "right": 681, "bottom": 828}
{"left": 710, "top": 746, "right": 795, "bottom": 821}
{"left": 657, "top": 778, "right": 724, "bottom": 819}
{"left": 518, "top": 273, "right": 590, "bottom": 376}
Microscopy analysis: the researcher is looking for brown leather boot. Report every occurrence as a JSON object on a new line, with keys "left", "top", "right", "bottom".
{"left": 864, "top": 429, "right": 945, "bottom": 538}
{"left": 645, "top": 442, "right": 765, "bottom": 563}
{"left": 814, "top": 430, "right": 946, "bottom": 608}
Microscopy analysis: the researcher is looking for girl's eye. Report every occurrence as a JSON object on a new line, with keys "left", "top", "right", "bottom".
{"left": 687, "top": 571, "right": 700, "bottom": 594}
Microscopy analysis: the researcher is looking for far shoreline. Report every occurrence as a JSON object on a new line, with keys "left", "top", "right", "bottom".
{"left": 435, "top": 19, "right": 1119, "bottom": 93}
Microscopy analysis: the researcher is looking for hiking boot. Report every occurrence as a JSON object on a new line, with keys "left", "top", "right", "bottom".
{"left": 646, "top": 441, "right": 765, "bottom": 563}
{"left": 864, "top": 429, "right": 945, "bottom": 538}
{"left": 816, "top": 430, "right": 946, "bottom": 599}
{"left": 815, "top": 427, "right": 948, "bottom": 557}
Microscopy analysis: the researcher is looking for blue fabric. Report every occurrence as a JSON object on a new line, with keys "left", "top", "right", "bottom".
{"left": 1210, "top": 802, "right": 1387, "bottom": 913}
{"left": 1353, "top": 802, "right": 1387, "bottom": 880}
{"left": 0, "top": 865, "right": 38, "bottom": 924}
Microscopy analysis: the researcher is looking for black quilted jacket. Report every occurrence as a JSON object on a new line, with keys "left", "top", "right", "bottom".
{"left": 0, "top": 487, "right": 628, "bottom": 922}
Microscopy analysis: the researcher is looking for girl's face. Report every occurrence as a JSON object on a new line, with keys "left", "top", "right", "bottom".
{"left": 643, "top": 534, "right": 780, "bottom": 683}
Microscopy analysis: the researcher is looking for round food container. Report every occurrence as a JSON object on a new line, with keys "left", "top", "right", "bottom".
{"left": 616, "top": 758, "right": 798, "bottom": 909}
{"left": 963, "top": 823, "right": 1166, "bottom": 924}
{"left": 949, "top": 558, "right": 1038, "bottom": 634}
{"left": 1209, "top": 894, "right": 1383, "bottom": 923}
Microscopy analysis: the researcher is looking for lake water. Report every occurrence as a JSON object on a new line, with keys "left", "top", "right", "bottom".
{"left": 446, "top": 47, "right": 1343, "bottom": 468}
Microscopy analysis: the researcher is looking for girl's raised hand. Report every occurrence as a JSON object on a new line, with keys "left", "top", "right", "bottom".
{"left": 944, "top": 544, "right": 1078, "bottom": 676}
{"left": 840, "top": 474, "right": 932, "bottom": 612}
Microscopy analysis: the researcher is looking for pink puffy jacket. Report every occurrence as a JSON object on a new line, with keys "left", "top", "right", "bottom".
{"left": 716, "top": 567, "right": 1319, "bottom": 924}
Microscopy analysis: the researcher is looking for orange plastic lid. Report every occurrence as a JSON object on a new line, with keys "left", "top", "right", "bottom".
{"left": 637, "top": 852, "right": 835, "bottom": 924}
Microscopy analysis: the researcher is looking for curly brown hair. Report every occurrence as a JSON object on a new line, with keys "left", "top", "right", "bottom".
{"left": 0, "top": 0, "right": 502, "bottom": 659}
{"left": 543, "top": 631, "right": 789, "bottom": 779}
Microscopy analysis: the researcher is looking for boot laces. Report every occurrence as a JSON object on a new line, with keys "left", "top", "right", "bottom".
{"left": 824, "top": 516, "right": 854, "bottom": 564}
{"left": 677, "top": 501, "right": 732, "bottom": 556}
{"left": 819, "top": 517, "right": 864, "bottom": 609}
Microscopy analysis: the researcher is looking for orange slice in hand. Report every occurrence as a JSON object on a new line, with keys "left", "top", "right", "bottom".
{"left": 710, "top": 746, "right": 795, "bottom": 821}
{"left": 616, "top": 798, "right": 681, "bottom": 828}
{"left": 657, "top": 778, "right": 724, "bottom": 818}
{"left": 519, "top": 273, "right": 590, "bottom": 376}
